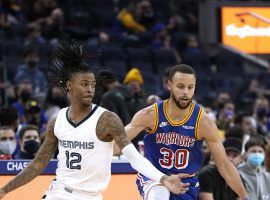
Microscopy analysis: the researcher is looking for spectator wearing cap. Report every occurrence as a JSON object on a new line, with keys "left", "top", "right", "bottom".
{"left": 198, "top": 137, "right": 243, "bottom": 200}
{"left": 24, "top": 100, "right": 48, "bottom": 133}
{"left": 15, "top": 125, "right": 41, "bottom": 159}
{"left": 0, "top": 126, "right": 17, "bottom": 160}
{"left": 93, "top": 68, "right": 120, "bottom": 105}
{"left": 238, "top": 137, "right": 270, "bottom": 200}
{"left": 99, "top": 69, "right": 134, "bottom": 126}
{"left": 123, "top": 68, "right": 147, "bottom": 150}
{"left": 14, "top": 47, "right": 48, "bottom": 96}
{"left": 123, "top": 68, "right": 144, "bottom": 93}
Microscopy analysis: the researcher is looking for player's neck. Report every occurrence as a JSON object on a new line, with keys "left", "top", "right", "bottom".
{"left": 167, "top": 99, "right": 191, "bottom": 119}
{"left": 68, "top": 103, "right": 93, "bottom": 123}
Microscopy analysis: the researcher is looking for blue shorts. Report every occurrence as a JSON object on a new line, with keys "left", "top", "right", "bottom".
{"left": 136, "top": 173, "right": 200, "bottom": 200}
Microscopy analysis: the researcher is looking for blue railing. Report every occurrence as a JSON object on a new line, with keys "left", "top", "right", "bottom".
{"left": 0, "top": 160, "right": 136, "bottom": 175}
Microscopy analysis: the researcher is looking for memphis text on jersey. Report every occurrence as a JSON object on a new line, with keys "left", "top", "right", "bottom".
{"left": 59, "top": 139, "right": 94, "bottom": 149}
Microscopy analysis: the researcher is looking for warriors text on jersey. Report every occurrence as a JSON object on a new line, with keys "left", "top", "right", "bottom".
{"left": 54, "top": 104, "right": 113, "bottom": 194}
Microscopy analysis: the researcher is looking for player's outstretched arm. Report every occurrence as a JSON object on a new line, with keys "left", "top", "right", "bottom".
{"left": 113, "top": 105, "right": 156, "bottom": 155}
{"left": 97, "top": 111, "right": 189, "bottom": 195}
{"left": 0, "top": 117, "right": 58, "bottom": 199}
{"left": 198, "top": 112, "right": 249, "bottom": 200}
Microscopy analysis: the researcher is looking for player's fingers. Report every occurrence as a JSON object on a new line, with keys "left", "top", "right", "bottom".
{"left": 179, "top": 187, "right": 189, "bottom": 194}
{"left": 172, "top": 186, "right": 189, "bottom": 195}
{"left": 181, "top": 182, "right": 190, "bottom": 188}
{"left": 177, "top": 173, "right": 194, "bottom": 179}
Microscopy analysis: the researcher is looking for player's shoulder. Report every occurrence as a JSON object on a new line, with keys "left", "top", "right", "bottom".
{"left": 138, "top": 104, "right": 157, "bottom": 118}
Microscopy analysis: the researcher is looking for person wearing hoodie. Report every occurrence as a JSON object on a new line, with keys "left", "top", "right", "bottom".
{"left": 13, "top": 47, "right": 47, "bottom": 96}
{"left": 238, "top": 137, "right": 270, "bottom": 200}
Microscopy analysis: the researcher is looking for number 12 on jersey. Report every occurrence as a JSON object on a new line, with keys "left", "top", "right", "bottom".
{"left": 65, "top": 151, "right": 82, "bottom": 170}
{"left": 159, "top": 148, "right": 189, "bottom": 169}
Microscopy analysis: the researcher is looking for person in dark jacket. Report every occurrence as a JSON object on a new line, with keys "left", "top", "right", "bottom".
{"left": 199, "top": 137, "right": 243, "bottom": 200}
{"left": 99, "top": 69, "right": 134, "bottom": 126}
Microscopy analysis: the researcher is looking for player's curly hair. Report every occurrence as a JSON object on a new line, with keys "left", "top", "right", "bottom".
{"left": 48, "top": 40, "right": 95, "bottom": 93}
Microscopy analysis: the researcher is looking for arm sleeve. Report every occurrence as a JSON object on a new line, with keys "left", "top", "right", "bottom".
{"left": 122, "top": 144, "right": 165, "bottom": 183}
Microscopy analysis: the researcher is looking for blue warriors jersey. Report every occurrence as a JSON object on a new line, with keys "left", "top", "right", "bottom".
{"left": 136, "top": 99, "right": 204, "bottom": 200}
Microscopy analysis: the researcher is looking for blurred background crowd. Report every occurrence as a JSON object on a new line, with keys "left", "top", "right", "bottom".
{"left": 0, "top": 0, "right": 270, "bottom": 199}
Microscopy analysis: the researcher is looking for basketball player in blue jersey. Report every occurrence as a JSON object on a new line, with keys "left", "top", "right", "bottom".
{"left": 121, "top": 64, "right": 249, "bottom": 200}
{"left": 0, "top": 41, "right": 185, "bottom": 200}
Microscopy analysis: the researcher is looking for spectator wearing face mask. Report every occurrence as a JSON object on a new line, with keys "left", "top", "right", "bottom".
{"left": 13, "top": 47, "right": 48, "bottom": 96}
{"left": 43, "top": 85, "right": 68, "bottom": 119}
{"left": 0, "top": 126, "right": 17, "bottom": 160}
{"left": 12, "top": 79, "right": 34, "bottom": 124}
{"left": 15, "top": 125, "right": 41, "bottom": 159}
{"left": 238, "top": 137, "right": 270, "bottom": 200}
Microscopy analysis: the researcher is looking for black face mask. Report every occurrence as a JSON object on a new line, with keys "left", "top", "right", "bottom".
{"left": 257, "top": 108, "right": 267, "bottom": 119}
{"left": 26, "top": 58, "right": 39, "bottom": 69}
{"left": 20, "top": 91, "right": 31, "bottom": 102}
{"left": 51, "top": 97, "right": 67, "bottom": 108}
{"left": 24, "top": 140, "right": 40, "bottom": 155}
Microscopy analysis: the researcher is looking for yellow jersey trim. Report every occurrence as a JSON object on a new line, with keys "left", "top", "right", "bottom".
{"left": 164, "top": 100, "right": 195, "bottom": 126}
{"left": 145, "top": 103, "right": 158, "bottom": 134}
{"left": 195, "top": 108, "right": 203, "bottom": 140}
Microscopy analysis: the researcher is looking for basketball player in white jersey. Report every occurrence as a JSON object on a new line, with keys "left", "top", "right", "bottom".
{"left": 0, "top": 41, "right": 188, "bottom": 200}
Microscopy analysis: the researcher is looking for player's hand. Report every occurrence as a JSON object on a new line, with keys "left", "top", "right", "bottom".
{"left": 160, "top": 173, "right": 190, "bottom": 194}
{"left": 0, "top": 189, "right": 6, "bottom": 199}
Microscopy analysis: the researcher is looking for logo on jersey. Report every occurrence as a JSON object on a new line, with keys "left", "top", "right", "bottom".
{"left": 195, "top": 182, "right": 199, "bottom": 188}
{"left": 159, "top": 122, "right": 169, "bottom": 127}
{"left": 182, "top": 125, "right": 194, "bottom": 130}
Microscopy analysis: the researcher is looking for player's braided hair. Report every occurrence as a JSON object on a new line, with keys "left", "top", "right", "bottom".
{"left": 48, "top": 40, "right": 95, "bottom": 93}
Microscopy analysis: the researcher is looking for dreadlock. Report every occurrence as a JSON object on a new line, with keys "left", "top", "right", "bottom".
{"left": 48, "top": 40, "right": 94, "bottom": 93}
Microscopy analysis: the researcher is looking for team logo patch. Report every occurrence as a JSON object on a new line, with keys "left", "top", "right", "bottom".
{"left": 195, "top": 182, "right": 199, "bottom": 188}
{"left": 182, "top": 125, "right": 194, "bottom": 129}
{"left": 64, "top": 187, "right": 73, "bottom": 193}
{"left": 159, "top": 122, "right": 169, "bottom": 127}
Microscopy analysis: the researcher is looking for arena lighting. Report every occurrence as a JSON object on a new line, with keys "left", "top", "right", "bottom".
{"left": 222, "top": 7, "right": 270, "bottom": 54}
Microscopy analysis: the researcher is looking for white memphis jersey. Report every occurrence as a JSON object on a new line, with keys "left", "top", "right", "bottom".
{"left": 54, "top": 104, "right": 113, "bottom": 194}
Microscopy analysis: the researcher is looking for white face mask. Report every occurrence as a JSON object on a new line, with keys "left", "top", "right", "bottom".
{"left": 0, "top": 141, "right": 17, "bottom": 155}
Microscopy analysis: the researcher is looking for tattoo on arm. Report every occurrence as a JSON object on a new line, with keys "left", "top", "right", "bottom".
{"left": 97, "top": 111, "right": 130, "bottom": 150}
{"left": 2, "top": 117, "right": 58, "bottom": 194}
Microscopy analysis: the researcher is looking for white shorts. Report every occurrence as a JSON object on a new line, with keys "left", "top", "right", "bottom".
{"left": 42, "top": 180, "right": 102, "bottom": 200}
{"left": 142, "top": 181, "right": 163, "bottom": 200}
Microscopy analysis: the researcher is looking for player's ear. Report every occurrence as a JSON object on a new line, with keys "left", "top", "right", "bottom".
{"left": 66, "top": 80, "right": 72, "bottom": 91}
{"left": 167, "top": 80, "right": 172, "bottom": 91}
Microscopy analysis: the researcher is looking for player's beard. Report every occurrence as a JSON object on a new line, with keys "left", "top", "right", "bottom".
{"left": 171, "top": 92, "right": 193, "bottom": 110}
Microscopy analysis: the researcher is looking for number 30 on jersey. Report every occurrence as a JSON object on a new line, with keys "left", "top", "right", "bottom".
{"left": 159, "top": 148, "right": 189, "bottom": 169}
